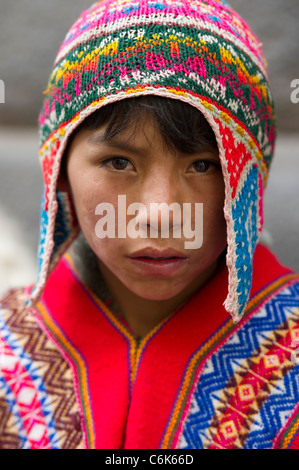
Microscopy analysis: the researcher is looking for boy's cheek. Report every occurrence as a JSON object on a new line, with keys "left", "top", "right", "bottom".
{"left": 86, "top": 233, "right": 127, "bottom": 274}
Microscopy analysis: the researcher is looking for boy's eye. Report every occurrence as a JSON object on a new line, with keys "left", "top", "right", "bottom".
{"left": 100, "top": 157, "right": 134, "bottom": 171}
{"left": 189, "top": 160, "right": 219, "bottom": 173}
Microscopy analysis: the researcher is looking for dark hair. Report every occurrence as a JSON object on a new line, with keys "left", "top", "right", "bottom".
{"left": 61, "top": 95, "right": 218, "bottom": 177}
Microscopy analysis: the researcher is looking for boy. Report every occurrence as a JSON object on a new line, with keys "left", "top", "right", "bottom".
{"left": 0, "top": 0, "right": 298, "bottom": 449}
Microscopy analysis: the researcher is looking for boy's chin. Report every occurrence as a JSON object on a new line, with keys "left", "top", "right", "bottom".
{"left": 125, "top": 281, "right": 192, "bottom": 302}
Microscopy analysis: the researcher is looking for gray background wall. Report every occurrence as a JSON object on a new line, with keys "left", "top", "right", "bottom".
{"left": 0, "top": 0, "right": 298, "bottom": 293}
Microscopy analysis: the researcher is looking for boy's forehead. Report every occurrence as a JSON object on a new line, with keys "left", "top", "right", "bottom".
{"left": 81, "top": 112, "right": 219, "bottom": 159}
{"left": 87, "top": 124, "right": 155, "bottom": 158}
{"left": 87, "top": 114, "right": 153, "bottom": 143}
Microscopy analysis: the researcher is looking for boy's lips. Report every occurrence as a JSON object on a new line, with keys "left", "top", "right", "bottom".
{"left": 127, "top": 248, "right": 188, "bottom": 276}
{"left": 128, "top": 247, "right": 187, "bottom": 259}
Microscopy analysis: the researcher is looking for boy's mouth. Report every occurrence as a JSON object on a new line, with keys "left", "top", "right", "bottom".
{"left": 140, "top": 256, "right": 177, "bottom": 260}
{"left": 128, "top": 247, "right": 187, "bottom": 260}
{"left": 127, "top": 248, "right": 187, "bottom": 276}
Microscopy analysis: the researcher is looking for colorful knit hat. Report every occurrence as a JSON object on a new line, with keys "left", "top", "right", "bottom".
{"left": 29, "top": 0, "right": 276, "bottom": 321}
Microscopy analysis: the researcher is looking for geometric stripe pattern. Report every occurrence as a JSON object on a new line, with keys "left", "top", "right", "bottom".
{"left": 177, "top": 281, "right": 299, "bottom": 449}
{"left": 0, "top": 289, "right": 84, "bottom": 449}
{"left": 272, "top": 403, "right": 299, "bottom": 449}
{"left": 35, "top": 297, "right": 93, "bottom": 449}
{"left": 244, "top": 367, "right": 299, "bottom": 449}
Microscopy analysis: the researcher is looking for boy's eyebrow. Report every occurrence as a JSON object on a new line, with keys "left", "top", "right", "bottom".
{"left": 87, "top": 132, "right": 219, "bottom": 159}
{"left": 87, "top": 133, "right": 148, "bottom": 157}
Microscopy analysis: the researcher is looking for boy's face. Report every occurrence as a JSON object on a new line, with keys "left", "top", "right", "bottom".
{"left": 62, "top": 110, "right": 227, "bottom": 301}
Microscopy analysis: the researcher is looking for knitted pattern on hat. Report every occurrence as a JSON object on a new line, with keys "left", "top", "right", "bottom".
{"left": 29, "top": 0, "right": 276, "bottom": 321}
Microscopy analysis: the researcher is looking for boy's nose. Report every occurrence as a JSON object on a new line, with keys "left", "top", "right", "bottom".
{"left": 135, "top": 172, "right": 184, "bottom": 235}
{"left": 141, "top": 171, "right": 181, "bottom": 206}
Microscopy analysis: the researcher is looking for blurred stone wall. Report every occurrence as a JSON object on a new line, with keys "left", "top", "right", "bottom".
{"left": 0, "top": 0, "right": 298, "bottom": 131}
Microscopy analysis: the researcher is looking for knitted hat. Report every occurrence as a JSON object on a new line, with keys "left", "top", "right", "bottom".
{"left": 29, "top": 0, "right": 276, "bottom": 321}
